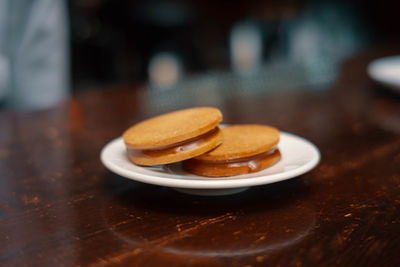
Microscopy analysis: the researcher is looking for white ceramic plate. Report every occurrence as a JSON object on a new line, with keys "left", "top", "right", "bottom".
{"left": 100, "top": 132, "right": 320, "bottom": 196}
{"left": 368, "top": 55, "right": 400, "bottom": 92}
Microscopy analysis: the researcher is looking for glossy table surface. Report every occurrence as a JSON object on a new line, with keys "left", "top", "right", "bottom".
{"left": 1, "top": 48, "right": 400, "bottom": 266}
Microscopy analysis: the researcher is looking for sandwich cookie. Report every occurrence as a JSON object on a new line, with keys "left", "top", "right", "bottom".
{"left": 122, "top": 107, "right": 223, "bottom": 166}
{"left": 183, "top": 125, "right": 281, "bottom": 177}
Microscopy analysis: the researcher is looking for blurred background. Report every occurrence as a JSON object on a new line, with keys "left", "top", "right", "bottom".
{"left": 0, "top": 0, "right": 399, "bottom": 110}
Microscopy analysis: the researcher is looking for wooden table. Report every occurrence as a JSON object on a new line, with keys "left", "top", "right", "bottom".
{"left": 1, "top": 48, "right": 400, "bottom": 266}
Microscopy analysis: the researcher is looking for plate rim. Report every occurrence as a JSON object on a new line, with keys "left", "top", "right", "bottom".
{"left": 100, "top": 131, "right": 321, "bottom": 189}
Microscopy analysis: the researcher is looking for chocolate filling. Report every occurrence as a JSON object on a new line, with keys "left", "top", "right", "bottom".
{"left": 191, "top": 148, "right": 280, "bottom": 172}
{"left": 127, "top": 127, "right": 220, "bottom": 158}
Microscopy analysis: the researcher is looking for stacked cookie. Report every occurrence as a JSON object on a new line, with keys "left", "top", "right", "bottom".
{"left": 122, "top": 107, "right": 280, "bottom": 177}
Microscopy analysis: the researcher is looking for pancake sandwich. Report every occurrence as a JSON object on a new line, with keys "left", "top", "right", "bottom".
{"left": 122, "top": 107, "right": 223, "bottom": 166}
{"left": 183, "top": 125, "right": 281, "bottom": 177}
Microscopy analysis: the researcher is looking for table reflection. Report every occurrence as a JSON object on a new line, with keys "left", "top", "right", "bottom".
{"left": 101, "top": 176, "right": 316, "bottom": 263}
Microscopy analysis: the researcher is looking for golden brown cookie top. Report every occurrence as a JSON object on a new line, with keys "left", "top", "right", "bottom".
{"left": 195, "top": 124, "right": 279, "bottom": 161}
{"left": 122, "top": 107, "right": 222, "bottom": 149}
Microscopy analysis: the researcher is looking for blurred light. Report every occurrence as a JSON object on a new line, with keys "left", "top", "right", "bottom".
{"left": 230, "top": 22, "right": 262, "bottom": 76}
{"left": 148, "top": 52, "right": 182, "bottom": 90}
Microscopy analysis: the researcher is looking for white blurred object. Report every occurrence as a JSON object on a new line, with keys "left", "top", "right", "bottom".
{"left": 0, "top": 0, "right": 69, "bottom": 109}
{"left": 0, "top": 0, "right": 10, "bottom": 101}
{"left": 148, "top": 52, "right": 182, "bottom": 90}
{"left": 368, "top": 56, "right": 400, "bottom": 92}
{"left": 230, "top": 22, "right": 262, "bottom": 76}
{"left": 0, "top": 56, "right": 9, "bottom": 100}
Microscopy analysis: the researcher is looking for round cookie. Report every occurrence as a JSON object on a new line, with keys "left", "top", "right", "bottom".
{"left": 122, "top": 107, "right": 223, "bottom": 165}
{"left": 183, "top": 125, "right": 281, "bottom": 177}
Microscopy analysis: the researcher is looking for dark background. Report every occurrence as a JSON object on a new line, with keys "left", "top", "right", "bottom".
{"left": 68, "top": 0, "right": 400, "bottom": 90}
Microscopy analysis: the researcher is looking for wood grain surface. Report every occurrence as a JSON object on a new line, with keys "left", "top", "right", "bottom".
{"left": 1, "top": 47, "right": 400, "bottom": 266}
